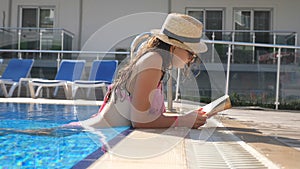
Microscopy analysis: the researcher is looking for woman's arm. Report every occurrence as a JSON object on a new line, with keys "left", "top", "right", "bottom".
{"left": 130, "top": 53, "right": 167, "bottom": 127}
{"left": 130, "top": 53, "right": 206, "bottom": 128}
{"left": 130, "top": 65, "right": 177, "bottom": 128}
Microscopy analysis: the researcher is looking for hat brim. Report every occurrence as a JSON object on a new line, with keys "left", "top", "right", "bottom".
{"left": 151, "top": 29, "right": 207, "bottom": 54}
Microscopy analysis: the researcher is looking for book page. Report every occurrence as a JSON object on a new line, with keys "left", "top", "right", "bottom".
{"left": 202, "top": 95, "right": 231, "bottom": 116}
{"left": 163, "top": 95, "right": 231, "bottom": 117}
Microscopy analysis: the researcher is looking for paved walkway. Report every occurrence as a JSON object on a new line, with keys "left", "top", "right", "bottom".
{"left": 89, "top": 108, "right": 300, "bottom": 169}
{"left": 219, "top": 108, "right": 300, "bottom": 169}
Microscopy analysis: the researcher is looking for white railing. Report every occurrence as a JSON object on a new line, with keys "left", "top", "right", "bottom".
{"left": 175, "top": 40, "right": 300, "bottom": 110}
{"left": 0, "top": 39, "right": 300, "bottom": 110}
{"left": 0, "top": 27, "right": 74, "bottom": 58}
{"left": 0, "top": 49, "right": 129, "bottom": 71}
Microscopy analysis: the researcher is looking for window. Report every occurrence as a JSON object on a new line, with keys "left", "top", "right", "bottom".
{"left": 233, "top": 8, "right": 272, "bottom": 43}
{"left": 20, "top": 6, "right": 55, "bottom": 28}
{"left": 186, "top": 8, "right": 224, "bottom": 40}
{"left": 233, "top": 8, "right": 273, "bottom": 64}
{"left": 18, "top": 6, "right": 56, "bottom": 52}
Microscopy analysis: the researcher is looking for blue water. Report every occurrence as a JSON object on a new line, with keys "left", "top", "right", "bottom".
{"left": 0, "top": 103, "right": 130, "bottom": 169}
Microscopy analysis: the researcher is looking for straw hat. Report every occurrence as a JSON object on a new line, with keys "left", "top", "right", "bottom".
{"left": 151, "top": 13, "right": 207, "bottom": 54}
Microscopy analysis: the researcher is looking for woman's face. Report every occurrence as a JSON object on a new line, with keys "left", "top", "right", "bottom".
{"left": 171, "top": 47, "right": 196, "bottom": 68}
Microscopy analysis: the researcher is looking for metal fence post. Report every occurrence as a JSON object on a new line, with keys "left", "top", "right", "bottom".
{"left": 174, "top": 68, "right": 181, "bottom": 102}
{"left": 231, "top": 32, "right": 235, "bottom": 63}
{"left": 18, "top": 29, "right": 21, "bottom": 59}
{"left": 252, "top": 32, "right": 255, "bottom": 63}
{"left": 57, "top": 53, "right": 61, "bottom": 71}
{"left": 295, "top": 33, "right": 298, "bottom": 64}
{"left": 273, "top": 33, "right": 277, "bottom": 64}
{"left": 275, "top": 48, "right": 282, "bottom": 110}
{"left": 61, "top": 30, "right": 64, "bottom": 58}
{"left": 39, "top": 30, "right": 43, "bottom": 58}
{"left": 167, "top": 69, "right": 175, "bottom": 112}
{"left": 225, "top": 44, "right": 232, "bottom": 96}
{"left": 212, "top": 31, "right": 215, "bottom": 63}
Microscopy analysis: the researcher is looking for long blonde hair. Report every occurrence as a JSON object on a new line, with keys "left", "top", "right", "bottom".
{"left": 113, "top": 36, "right": 173, "bottom": 93}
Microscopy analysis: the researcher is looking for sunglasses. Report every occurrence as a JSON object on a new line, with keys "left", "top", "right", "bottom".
{"left": 187, "top": 50, "right": 197, "bottom": 64}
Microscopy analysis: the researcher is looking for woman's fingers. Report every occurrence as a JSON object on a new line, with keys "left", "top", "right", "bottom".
{"left": 179, "top": 110, "right": 208, "bottom": 128}
{"left": 193, "top": 112, "right": 207, "bottom": 128}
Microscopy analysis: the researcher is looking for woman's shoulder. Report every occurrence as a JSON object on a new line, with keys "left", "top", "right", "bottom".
{"left": 136, "top": 51, "right": 163, "bottom": 70}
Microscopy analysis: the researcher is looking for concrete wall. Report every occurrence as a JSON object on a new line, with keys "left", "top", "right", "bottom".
{"left": 79, "top": 0, "right": 299, "bottom": 51}
{"left": 171, "top": 0, "right": 300, "bottom": 45}
{"left": 0, "top": 0, "right": 300, "bottom": 50}
{"left": 0, "top": 0, "right": 10, "bottom": 27}
{"left": 171, "top": 0, "right": 282, "bottom": 30}
{"left": 80, "top": 0, "right": 169, "bottom": 51}
{"left": 58, "top": 0, "right": 80, "bottom": 49}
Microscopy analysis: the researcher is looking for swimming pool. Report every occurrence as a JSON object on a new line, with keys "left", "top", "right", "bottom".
{"left": 0, "top": 102, "right": 131, "bottom": 168}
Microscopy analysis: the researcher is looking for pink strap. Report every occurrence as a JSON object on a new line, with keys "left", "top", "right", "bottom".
{"left": 149, "top": 82, "right": 166, "bottom": 114}
{"left": 97, "top": 84, "right": 113, "bottom": 114}
{"left": 97, "top": 81, "right": 165, "bottom": 116}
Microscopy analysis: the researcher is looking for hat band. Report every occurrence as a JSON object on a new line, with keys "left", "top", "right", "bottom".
{"left": 163, "top": 29, "right": 200, "bottom": 43}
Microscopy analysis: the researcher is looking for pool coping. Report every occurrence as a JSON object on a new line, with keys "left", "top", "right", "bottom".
{"left": 0, "top": 98, "right": 103, "bottom": 106}
{"left": 71, "top": 127, "right": 134, "bottom": 169}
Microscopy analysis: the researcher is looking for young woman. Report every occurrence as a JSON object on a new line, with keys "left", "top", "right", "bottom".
{"left": 75, "top": 13, "right": 209, "bottom": 130}
{"left": 0, "top": 13, "right": 209, "bottom": 137}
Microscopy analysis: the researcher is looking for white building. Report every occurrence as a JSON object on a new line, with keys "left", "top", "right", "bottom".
{"left": 1, "top": 0, "right": 299, "bottom": 50}
{"left": 0, "top": 0, "right": 299, "bottom": 108}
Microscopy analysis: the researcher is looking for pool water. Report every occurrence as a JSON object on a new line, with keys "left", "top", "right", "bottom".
{"left": 0, "top": 103, "right": 130, "bottom": 168}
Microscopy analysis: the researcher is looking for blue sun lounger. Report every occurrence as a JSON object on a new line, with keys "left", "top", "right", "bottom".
{"left": 28, "top": 60, "right": 85, "bottom": 99}
{"left": 0, "top": 59, "right": 34, "bottom": 97}
{"left": 72, "top": 60, "right": 118, "bottom": 99}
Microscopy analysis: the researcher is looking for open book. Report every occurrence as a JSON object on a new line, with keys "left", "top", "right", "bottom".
{"left": 163, "top": 95, "right": 232, "bottom": 117}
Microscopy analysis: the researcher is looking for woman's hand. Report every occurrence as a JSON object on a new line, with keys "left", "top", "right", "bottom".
{"left": 178, "top": 108, "right": 207, "bottom": 129}
{"left": 62, "top": 121, "right": 82, "bottom": 128}
{"left": 194, "top": 108, "right": 208, "bottom": 128}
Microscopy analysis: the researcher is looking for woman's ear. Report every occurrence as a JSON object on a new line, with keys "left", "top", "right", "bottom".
{"left": 170, "top": 46, "right": 176, "bottom": 53}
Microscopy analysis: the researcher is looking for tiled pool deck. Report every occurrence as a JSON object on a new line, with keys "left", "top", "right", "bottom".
{"left": 1, "top": 98, "right": 299, "bottom": 169}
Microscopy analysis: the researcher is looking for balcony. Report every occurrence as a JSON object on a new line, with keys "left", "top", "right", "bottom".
{"left": 203, "top": 30, "right": 297, "bottom": 64}
{"left": 0, "top": 27, "right": 74, "bottom": 79}
{"left": 0, "top": 29, "right": 299, "bottom": 110}
{"left": 0, "top": 27, "right": 73, "bottom": 52}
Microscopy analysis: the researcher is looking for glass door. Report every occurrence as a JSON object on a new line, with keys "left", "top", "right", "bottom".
{"left": 233, "top": 9, "right": 272, "bottom": 43}
{"left": 20, "top": 7, "right": 40, "bottom": 50}
{"left": 21, "top": 8, "right": 38, "bottom": 27}
{"left": 19, "top": 6, "right": 56, "bottom": 58}
{"left": 187, "top": 9, "right": 224, "bottom": 40}
{"left": 39, "top": 8, "right": 55, "bottom": 28}
{"left": 20, "top": 7, "right": 55, "bottom": 28}
{"left": 234, "top": 10, "right": 251, "bottom": 42}
{"left": 206, "top": 10, "right": 223, "bottom": 40}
